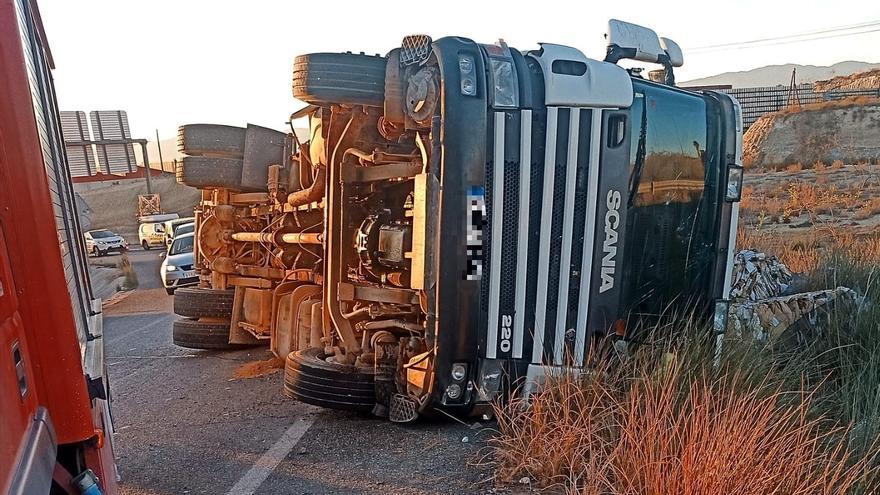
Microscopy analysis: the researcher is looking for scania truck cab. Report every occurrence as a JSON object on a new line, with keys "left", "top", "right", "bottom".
{"left": 173, "top": 19, "right": 743, "bottom": 422}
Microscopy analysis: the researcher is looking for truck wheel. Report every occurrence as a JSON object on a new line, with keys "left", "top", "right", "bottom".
{"left": 165, "top": 287, "right": 175, "bottom": 296}
{"left": 177, "top": 124, "right": 246, "bottom": 158}
{"left": 141, "top": 241, "right": 150, "bottom": 251}
{"left": 177, "top": 156, "right": 243, "bottom": 191}
{"left": 292, "top": 53, "right": 386, "bottom": 108}
{"left": 172, "top": 319, "right": 247, "bottom": 350}
{"left": 283, "top": 348, "right": 376, "bottom": 413}
{"left": 173, "top": 287, "right": 234, "bottom": 319}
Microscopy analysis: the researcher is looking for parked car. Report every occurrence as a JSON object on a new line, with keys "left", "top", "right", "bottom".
{"left": 161, "top": 232, "right": 197, "bottom": 295}
{"left": 138, "top": 222, "right": 166, "bottom": 250}
{"left": 164, "top": 217, "right": 195, "bottom": 247}
{"left": 173, "top": 222, "right": 195, "bottom": 239}
{"left": 83, "top": 229, "right": 127, "bottom": 256}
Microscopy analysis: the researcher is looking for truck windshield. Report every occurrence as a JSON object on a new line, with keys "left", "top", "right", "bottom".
{"left": 620, "top": 81, "right": 720, "bottom": 317}
{"left": 169, "top": 236, "right": 194, "bottom": 256}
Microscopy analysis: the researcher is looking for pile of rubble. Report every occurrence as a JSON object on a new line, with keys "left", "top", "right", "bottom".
{"left": 727, "top": 250, "right": 861, "bottom": 344}
{"left": 729, "top": 250, "right": 793, "bottom": 301}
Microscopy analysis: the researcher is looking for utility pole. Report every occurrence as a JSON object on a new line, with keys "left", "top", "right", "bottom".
{"left": 140, "top": 141, "right": 152, "bottom": 194}
{"left": 155, "top": 129, "right": 166, "bottom": 172}
{"left": 786, "top": 68, "right": 801, "bottom": 109}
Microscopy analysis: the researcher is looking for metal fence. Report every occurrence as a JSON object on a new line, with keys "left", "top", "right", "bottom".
{"left": 717, "top": 83, "right": 880, "bottom": 129}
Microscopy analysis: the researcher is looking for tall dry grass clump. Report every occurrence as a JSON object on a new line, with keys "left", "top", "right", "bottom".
{"left": 490, "top": 320, "right": 879, "bottom": 494}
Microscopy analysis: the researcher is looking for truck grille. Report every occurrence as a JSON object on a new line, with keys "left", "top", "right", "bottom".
{"left": 482, "top": 108, "right": 598, "bottom": 366}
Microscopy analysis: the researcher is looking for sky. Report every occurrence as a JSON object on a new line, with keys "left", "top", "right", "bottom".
{"left": 38, "top": 0, "right": 880, "bottom": 142}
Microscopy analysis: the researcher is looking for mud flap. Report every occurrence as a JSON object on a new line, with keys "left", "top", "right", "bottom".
{"left": 228, "top": 286, "right": 262, "bottom": 345}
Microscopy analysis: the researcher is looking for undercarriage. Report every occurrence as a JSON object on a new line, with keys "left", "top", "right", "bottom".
{"left": 176, "top": 48, "right": 443, "bottom": 420}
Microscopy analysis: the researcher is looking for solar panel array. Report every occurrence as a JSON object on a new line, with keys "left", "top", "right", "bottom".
{"left": 60, "top": 111, "right": 97, "bottom": 177}
{"left": 90, "top": 110, "right": 137, "bottom": 174}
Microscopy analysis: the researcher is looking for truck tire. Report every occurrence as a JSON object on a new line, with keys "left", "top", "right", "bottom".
{"left": 292, "top": 53, "right": 386, "bottom": 107}
{"left": 173, "top": 287, "right": 234, "bottom": 319}
{"left": 172, "top": 319, "right": 244, "bottom": 350}
{"left": 283, "top": 347, "right": 376, "bottom": 413}
{"left": 177, "top": 124, "right": 246, "bottom": 158}
{"left": 177, "top": 156, "right": 243, "bottom": 190}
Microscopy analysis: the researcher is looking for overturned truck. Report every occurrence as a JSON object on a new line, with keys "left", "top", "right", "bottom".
{"left": 172, "top": 20, "right": 745, "bottom": 421}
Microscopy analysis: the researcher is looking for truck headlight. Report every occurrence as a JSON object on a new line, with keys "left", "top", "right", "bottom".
{"left": 451, "top": 363, "right": 467, "bottom": 381}
{"left": 725, "top": 164, "right": 743, "bottom": 202}
{"left": 489, "top": 58, "right": 518, "bottom": 108}
{"left": 165, "top": 265, "right": 178, "bottom": 272}
{"left": 458, "top": 54, "right": 477, "bottom": 97}
{"left": 445, "top": 383, "right": 462, "bottom": 400}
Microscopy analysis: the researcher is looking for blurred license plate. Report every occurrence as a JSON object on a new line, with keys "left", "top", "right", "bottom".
{"left": 181, "top": 270, "right": 196, "bottom": 278}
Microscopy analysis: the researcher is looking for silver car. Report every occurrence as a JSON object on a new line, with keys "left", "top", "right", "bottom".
{"left": 84, "top": 229, "right": 128, "bottom": 257}
{"left": 161, "top": 232, "right": 197, "bottom": 295}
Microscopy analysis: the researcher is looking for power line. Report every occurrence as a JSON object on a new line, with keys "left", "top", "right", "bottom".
{"left": 690, "top": 27, "right": 880, "bottom": 54}
{"left": 688, "top": 20, "right": 880, "bottom": 53}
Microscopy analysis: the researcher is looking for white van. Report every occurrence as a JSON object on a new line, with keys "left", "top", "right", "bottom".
{"left": 138, "top": 222, "right": 166, "bottom": 250}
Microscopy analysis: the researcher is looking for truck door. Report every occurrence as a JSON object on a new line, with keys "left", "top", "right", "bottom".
{"left": 0, "top": 223, "right": 55, "bottom": 494}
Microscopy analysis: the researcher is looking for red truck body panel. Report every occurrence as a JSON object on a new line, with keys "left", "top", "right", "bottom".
{"left": 1, "top": 0, "right": 118, "bottom": 492}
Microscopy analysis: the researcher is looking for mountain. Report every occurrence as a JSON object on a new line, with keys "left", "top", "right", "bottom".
{"left": 682, "top": 61, "right": 880, "bottom": 88}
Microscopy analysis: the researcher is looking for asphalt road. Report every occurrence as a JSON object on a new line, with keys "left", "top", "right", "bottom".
{"left": 98, "top": 249, "right": 498, "bottom": 495}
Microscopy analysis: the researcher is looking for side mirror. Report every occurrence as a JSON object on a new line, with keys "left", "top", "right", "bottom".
{"left": 725, "top": 164, "right": 744, "bottom": 202}
{"left": 605, "top": 19, "right": 664, "bottom": 64}
{"left": 659, "top": 37, "right": 683, "bottom": 68}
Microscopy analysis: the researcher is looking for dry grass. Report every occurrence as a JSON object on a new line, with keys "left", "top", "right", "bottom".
{"left": 490, "top": 347, "right": 877, "bottom": 494}
{"left": 776, "top": 96, "right": 880, "bottom": 116}
{"left": 118, "top": 255, "right": 138, "bottom": 291}
{"left": 738, "top": 225, "right": 880, "bottom": 274}
{"left": 740, "top": 178, "right": 872, "bottom": 225}
{"left": 854, "top": 197, "right": 880, "bottom": 220}
{"left": 782, "top": 183, "right": 864, "bottom": 219}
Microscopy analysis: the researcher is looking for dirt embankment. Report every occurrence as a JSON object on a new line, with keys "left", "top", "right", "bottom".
{"left": 814, "top": 69, "right": 880, "bottom": 93}
{"left": 76, "top": 174, "right": 200, "bottom": 241}
{"left": 743, "top": 100, "right": 880, "bottom": 169}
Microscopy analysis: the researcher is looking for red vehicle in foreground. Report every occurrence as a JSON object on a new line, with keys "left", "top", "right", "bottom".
{"left": 1, "top": 0, "right": 117, "bottom": 493}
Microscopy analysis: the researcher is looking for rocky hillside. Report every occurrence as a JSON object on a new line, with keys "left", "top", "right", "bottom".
{"left": 743, "top": 99, "right": 880, "bottom": 169}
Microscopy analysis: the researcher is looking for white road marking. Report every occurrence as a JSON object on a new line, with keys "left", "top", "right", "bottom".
{"left": 225, "top": 416, "right": 315, "bottom": 495}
